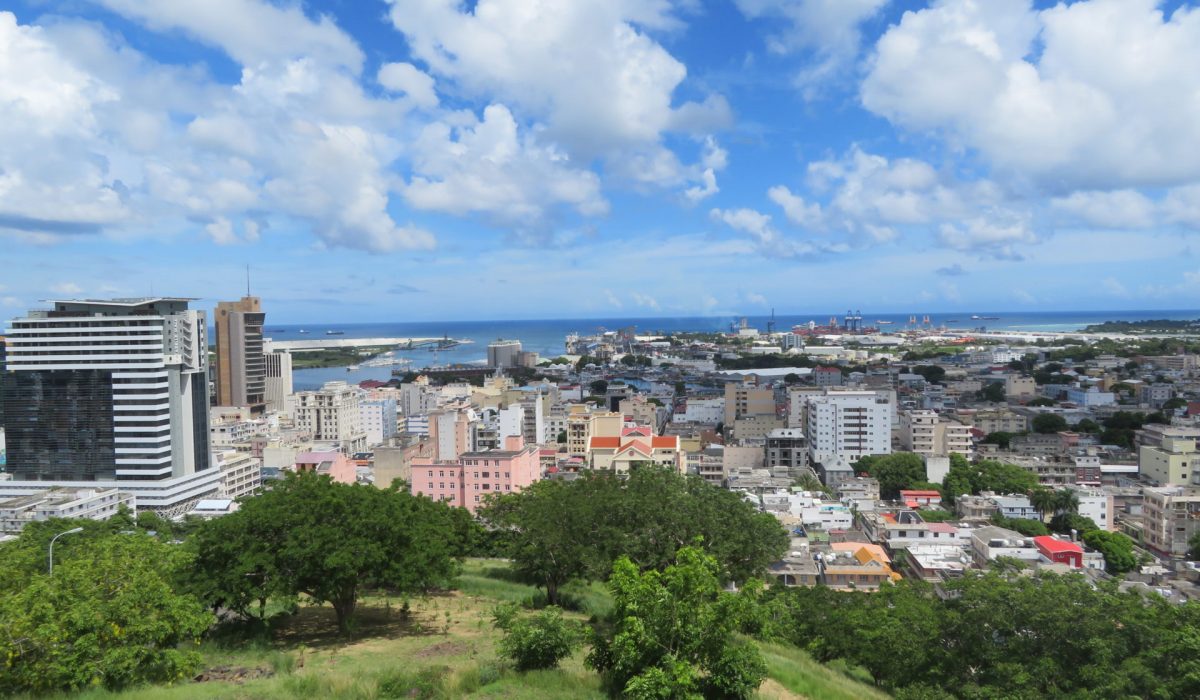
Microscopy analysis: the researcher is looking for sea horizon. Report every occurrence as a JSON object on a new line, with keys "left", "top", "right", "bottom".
{"left": 285, "top": 308, "right": 1200, "bottom": 390}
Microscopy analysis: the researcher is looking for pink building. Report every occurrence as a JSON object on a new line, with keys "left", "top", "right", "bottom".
{"left": 410, "top": 436, "right": 540, "bottom": 513}
{"left": 294, "top": 451, "right": 357, "bottom": 484}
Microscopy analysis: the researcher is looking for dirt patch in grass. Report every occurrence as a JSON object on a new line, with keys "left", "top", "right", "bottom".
{"left": 415, "top": 640, "right": 470, "bottom": 658}
{"left": 193, "top": 665, "right": 274, "bottom": 684}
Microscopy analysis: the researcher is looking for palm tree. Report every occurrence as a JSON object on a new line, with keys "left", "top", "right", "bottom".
{"left": 1054, "top": 489, "right": 1080, "bottom": 517}
{"left": 1029, "top": 488, "right": 1057, "bottom": 523}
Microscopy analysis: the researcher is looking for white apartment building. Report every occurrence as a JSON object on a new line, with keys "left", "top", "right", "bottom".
{"left": 805, "top": 390, "right": 892, "bottom": 464}
{"left": 360, "top": 397, "right": 399, "bottom": 447}
{"left": 214, "top": 450, "right": 262, "bottom": 501}
{"left": 0, "top": 487, "right": 134, "bottom": 534}
{"left": 2, "top": 298, "right": 221, "bottom": 515}
{"left": 899, "top": 410, "right": 974, "bottom": 458}
{"left": 292, "top": 381, "right": 367, "bottom": 454}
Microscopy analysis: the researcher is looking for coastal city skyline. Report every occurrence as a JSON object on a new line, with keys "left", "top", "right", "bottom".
{"left": 4, "top": 1, "right": 1200, "bottom": 321}
{"left": 8, "top": 2, "right": 1200, "bottom": 695}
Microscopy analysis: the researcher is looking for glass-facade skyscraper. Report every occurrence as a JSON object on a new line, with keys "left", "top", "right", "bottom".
{"left": 2, "top": 298, "right": 211, "bottom": 482}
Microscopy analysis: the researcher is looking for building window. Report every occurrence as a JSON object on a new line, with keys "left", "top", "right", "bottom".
{"left": 439, "top": 483, "right": 444, "bottom": 489}
{"left": 428, "top": 470, "right": 433, "bottom": 476}
{"left": 474, "top": 495, "right": 480, "bottom": 502}
{"left": 482, "top": 471, "right": 490, "bottom": 478}
{"left": 427, "top": 482, "right": 433, "bottom": 489}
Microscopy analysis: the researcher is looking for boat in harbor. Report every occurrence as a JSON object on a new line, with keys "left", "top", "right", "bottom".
{"left": 877, "top": 320, "right": 894, "bottom": 325}
{"left": 347, "top": 364, "right": 359, "bottom": 371}
{"left": 970, "top": 315, "right": 1001, "bottom": 321}
{"left": 326, "top": 330, "right": 345, "bottom": 335}
{"left": 298, "top": 329, "right": 309, "bottom": 334}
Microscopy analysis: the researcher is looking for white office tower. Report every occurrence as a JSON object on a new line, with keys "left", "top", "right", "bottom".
{"left": 804, "top": 390, "right": 893, "bottom": 465}
{"left": 262, "top": 341, "right": 293, "bottom": 413}
{"left": 1, "top": 298, "right": 219, "bottom": 515}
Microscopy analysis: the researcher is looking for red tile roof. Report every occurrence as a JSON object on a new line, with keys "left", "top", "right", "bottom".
{"left": 589, "top": 436, "right": 621, "bottom": 449}
{"left": 651, "top": 436, "right": 678, "bottom": 448}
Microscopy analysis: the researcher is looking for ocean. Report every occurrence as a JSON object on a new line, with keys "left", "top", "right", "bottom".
{"left": 281, "top": 310, "right": 1200, "bottom": 390}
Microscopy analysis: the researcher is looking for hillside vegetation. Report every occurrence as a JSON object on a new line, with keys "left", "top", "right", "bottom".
{"left": 25, "top": 559, "right": 884, "bottom": 700}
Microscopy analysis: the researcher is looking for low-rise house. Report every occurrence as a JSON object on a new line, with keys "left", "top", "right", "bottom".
{"left": 900, "top": 489, "right": 943, "bottom": 508}
{"left": 819, "top": 543, "right": 902, "bottom": 590}
{"left": 970, "top": 525, "right": 1041, "bottom": 567}
{"left": 1033, "top": 535, "right": 1083, "bottom": 569}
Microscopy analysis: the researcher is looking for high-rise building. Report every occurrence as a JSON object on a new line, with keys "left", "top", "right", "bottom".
{"left": 805, "top": 390, "right": 893, "bottom": 465}
{"left": 262, "top": 344, "right": 293, "bottom": 413}
{"left": 213, "top": 296, "right": 266, "bottom": 413}
{"left": 0, "top": 298, "right": 219, "bottom": 515}
{"left": 487, "top": 339, "right": 522, "bottom": 368}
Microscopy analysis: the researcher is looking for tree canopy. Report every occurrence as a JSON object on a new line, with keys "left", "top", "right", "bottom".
{"left": 0, "top": 530, "right": 211, "bottom": 694}
{"left": 759, "top": 571, "right": 1200, "bottom": 699}
{"left": 941, "top": 457, "right": 1039, "bottom": 505}
{"left": 1032, "top": 413, "right": 1068, "bottom": 434}
{"left": 480, "top": 466, "right": 787, "bottom": 604}
{"left": 587, "top": 547, "right": 766, "bottom": 699}
{"left": 854, "top": 452, "right": 928, "bottom": 500}
{"left": 187, "top": 472, "right": 461, "bottom": 633}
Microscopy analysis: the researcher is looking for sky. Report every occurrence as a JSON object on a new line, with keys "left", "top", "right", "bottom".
{"left": 2, "top": 0, "right": 1200, "bottom": 323}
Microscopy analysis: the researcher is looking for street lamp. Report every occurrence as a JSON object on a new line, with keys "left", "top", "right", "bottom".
{"left": 48, "top": 527, "right": 84, "bottom": 575}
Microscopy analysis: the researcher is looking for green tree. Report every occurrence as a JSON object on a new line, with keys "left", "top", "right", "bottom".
{"left": 0, "top": 532, "right": 211, "bottom": 694}
{"left": 483, "top": 467, "right": 787, "bottom": 604}
{"left": 981, "top": 431, "right": 1015, "bottom": 450}
{"left": 784, "top": 372, "right": 801, "bottom": 384}
{"left": 1073, "top": 418, "right": 1101, "bottom": 433}
{"left": 855, "top": 452, "right": 927, "bottom": 500}
{"left": 1028, "top": 488, "right": 1058, "bottom": 522}
{"left": 940, "top": 458, "right": 1039, "bottom": 505}
{"left": 978, "top": 381, "right": 1007, "bottom": 403}
{"left": 1083, "top": 530, "right": 1139, "bottom": 575}
{"left": 1164, "top": 397, "right": 1188, "bottom": 411}
{"left": 1189, "top": 532, "right": 1200, "bottom": 561}
{"left": 990, "top": 513, "right": 1051, "bottom": 536}
{"left": 587, "top": 547, "right": 766, "bottom": 698}
{"left": 1053, "top": 488, "right": 1080, "bottom": 517}
{"left": 190, "top": 472, "right": 460, "bottom": 633}
{"left": 913, "top": 365, "right": 947, "bottom": 384}
{"left": 492, "top": 604, "right": 584, "bottom": 671}
{"left": 1050, "top": 512, "right": 1099, "bottom": 536}
{"left": 589, "top": 379, "right": 609, "bottom": 396}
{"left": 481, "top": 478, "right": 598, "bottom": 606}
{"left": 1032, "top": 413, "right": 1068, "bottom": 434}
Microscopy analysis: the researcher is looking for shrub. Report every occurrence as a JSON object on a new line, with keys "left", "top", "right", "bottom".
{"left": 492, "top": 603, "right": 583, "bottom": 671}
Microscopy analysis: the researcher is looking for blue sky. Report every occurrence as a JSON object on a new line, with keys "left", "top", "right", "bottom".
{"left": 2, "top": 0, "right": 1200, "bottom": 323}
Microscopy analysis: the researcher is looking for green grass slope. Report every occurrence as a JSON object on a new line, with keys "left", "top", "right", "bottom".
{"left": 31, "top": 559, "right": 885, "bottom": 700}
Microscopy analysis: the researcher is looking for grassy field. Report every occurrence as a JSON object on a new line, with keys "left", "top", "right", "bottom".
{"left": 42, "top": 559, "right": 885, "bottom": 700}
{"left": 290, "top": 346, "right": 394, "bottom": 369}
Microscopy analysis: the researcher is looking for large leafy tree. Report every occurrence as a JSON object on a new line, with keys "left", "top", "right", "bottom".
{"left": 855, "top": 452, "right": 927, "bottom": 500}
{"left": 587, "top": 547, "right": 766, "bottom": 699}
{"left": 0, "top": 532, "right": 211, "bottom": 694}
{"left": 940, "top": 458, "right": 1039, "bottom": 505}
{"left": 482, "top": 466, "right": 787, "bottom": 604}
{"left": 1032, "top": 413, "right": 1068, "bottom": 434}
{"left": 1083, "top": 530, "right": 1139, "bottom": 575}
{"left": 190, "top": 472, "right": 460, "bottom": 633}
{"left": 480, "top": 477, "right": 602, "bottom": 605}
